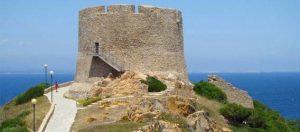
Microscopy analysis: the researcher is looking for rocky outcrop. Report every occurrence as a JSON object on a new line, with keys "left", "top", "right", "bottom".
{"left": 187, "top": 111, "right": 216, "bottom": 132}
{"left": 70, "top": 72, "right": 235, "bottom": 131}
{"left": 123, "top": 98, "right": 162, "bottom": 122}
{"left": 96, "top": 71, "right": 148, "bottom": 97}
{"left": 208, "top": 75, "right": 254, "bottom": 108}
{"left": 135, "top": 120, "right": 181, "bottom": 132}
{"left": 166, "top": 96, "right": 196, "bottom": 117}
{"left": 67, "top": 71, "right": 148, "bottom": 99}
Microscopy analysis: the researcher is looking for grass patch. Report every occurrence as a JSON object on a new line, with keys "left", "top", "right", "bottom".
{"left": 0, "top": 111, "right": 29, "bottom": 132}
{"left": 78, "top": 97, "right": 101, "bottom": 107}
{"left": 0, "top": 96, "right": 50, "bottom": 131}
{"left": 193, "top": 81, "right": 227, "bottom": 103}
{"left": 78, "top": 120, "right": 146, "bottom": 132}
{"left": 15, "top": 83, "right": 49, "bottom": 105}
{"left": 142, "top": 76, "right": 167, "bottom": 92}
{"left": 158, "top": 112, "right": 189, "bottom": 131}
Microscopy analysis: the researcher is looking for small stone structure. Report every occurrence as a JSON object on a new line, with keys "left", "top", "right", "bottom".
{"left": 208, "top": 75, "right": 254, "bottom": 108}
{"left": 75, "top": 5, "right": 188, "bottom": 83}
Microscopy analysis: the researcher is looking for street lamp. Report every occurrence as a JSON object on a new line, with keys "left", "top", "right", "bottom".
{"left": 50, "top": 70, "right": 54, "bottom": 103}
{"left": 31, "top": 98, "right": 37, "bottom": 132}
{"left": 44, "top": 64, "right": 48, "bottom": 84}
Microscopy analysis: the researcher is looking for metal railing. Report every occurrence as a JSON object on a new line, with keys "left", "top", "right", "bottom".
{"left": 90, "top": 46, "right": 126, "bottom": 71}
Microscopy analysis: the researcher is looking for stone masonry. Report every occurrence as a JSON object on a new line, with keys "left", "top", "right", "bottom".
{"left": 75, "top": 5, "right": 188, "bottom": 82}
{"left": 208, "top": 75, "right": 254, "bottom": 108}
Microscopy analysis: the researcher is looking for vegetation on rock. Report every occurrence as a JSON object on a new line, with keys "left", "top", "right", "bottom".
{"left": 220, "top": 101, "right": 300, "bottom": 132}
{"left": 78, "top": 96, "right": 101, "bottom": 107}
{"left": 193, "top": 81, "right": 227, "bottom": 103}
{"left": 142, "top": 76, "right": 167, "bottom": 92}
{"left": 158, "top": 112, "right": 190, "bottom": 131}
{"left": 15, "top": 83, "right": 49, "bottom": 105}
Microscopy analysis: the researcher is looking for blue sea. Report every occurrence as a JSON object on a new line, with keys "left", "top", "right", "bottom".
{"left": 0, "top": 73, "right": 74, "bottom": 106}
{"left": 0, "top": 72, "right": 299, "bottom": 120}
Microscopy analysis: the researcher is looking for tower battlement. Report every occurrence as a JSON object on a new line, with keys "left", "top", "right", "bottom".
{"left": 80, "top": 5, "right": 180, "bottom": 15}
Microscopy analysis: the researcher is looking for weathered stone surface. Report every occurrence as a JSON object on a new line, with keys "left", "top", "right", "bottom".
{"left": 208, "top": 75, "right": 254, "bottom": 108}
{"left": 123, "top": 98, "right": 163, "bottom": 122}
{"left": 136, "top": 120, "right": 181, "bottom": 132}
{"left": 75, "top": 5, "right": 188, "bottom": 83}
{"left": 102, "top": 71, "right": 148, "bottom": 97}
{"left": 187, "top": 111, "right": 217, "bottom": 132}
{"left": 166, "top": 96, "right": 196, "bottom": 117}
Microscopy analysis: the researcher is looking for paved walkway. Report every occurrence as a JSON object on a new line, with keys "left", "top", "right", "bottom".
{"left": 44, "top": 86, "right": 77, "bottom": 132}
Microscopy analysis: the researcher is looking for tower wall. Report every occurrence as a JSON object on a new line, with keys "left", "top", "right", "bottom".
{"left": 75, "top": 5, "right": 187, "bottom": 82}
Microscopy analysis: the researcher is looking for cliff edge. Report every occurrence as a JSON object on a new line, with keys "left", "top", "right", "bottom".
{"left": 208, "top": 75, "right": 254, "bottom": 108}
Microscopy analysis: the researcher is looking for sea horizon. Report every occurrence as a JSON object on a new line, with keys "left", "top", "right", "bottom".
{"left": 1, "top": 71, "right": 300, "bottom": 74}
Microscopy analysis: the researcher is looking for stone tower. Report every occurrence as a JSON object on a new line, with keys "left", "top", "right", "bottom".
{"left": 75, "top": 5, "right": 187, "bottom": 82}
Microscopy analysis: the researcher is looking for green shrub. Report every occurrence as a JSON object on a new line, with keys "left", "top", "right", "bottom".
{"left": 247, "top": 108, "right": 267, "bottom": 128}
{"left": 15, "top": 83, "right": 49, "bottom": 105}
{"left": 253, "top": 100, "right": 271, "bottom": 111}
{"left": 0, "top": 111, "right": 29, "bottom": 132}
{"left": 193, "top": 81, "right": 227, "bottom": 103}
{"left": 78, "top": 96, "right": 101, "bottom": 107}
{"left": 266, "top": 120, "right": 294, "bottom": 132}
{"left": 143, "top": 76, "right": 167, "bottom": 92}
{"left": 219, "top": 103, "right": 251, "bottom": 125}
{"left": 223, "top": 101, "right": 300, "bottom": 131}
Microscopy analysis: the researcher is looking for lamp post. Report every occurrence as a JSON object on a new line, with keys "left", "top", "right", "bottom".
{"left": 44, "top": 64, "right": 48, "bottom": 83}
{"left": 50, "top": 70, "right": 54, "bottom": 103}
{"left": 31, "top": 98, "right": 37, "bottom": 132}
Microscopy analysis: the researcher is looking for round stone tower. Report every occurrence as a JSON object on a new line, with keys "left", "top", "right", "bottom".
{"left": 75, "top": 5, "right": 188, "bottom": 82}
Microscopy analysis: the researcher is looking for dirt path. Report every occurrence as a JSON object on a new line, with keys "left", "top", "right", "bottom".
{"left": 44, "top": 86, "right": 77, "bottom": 132}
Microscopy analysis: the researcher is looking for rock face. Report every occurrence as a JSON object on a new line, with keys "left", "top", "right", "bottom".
{"left": 75, "top": 5, "right": 188, "bottom": 83}
{"left": 186, "top": 111, "right": 216, "bottom": 132}
{"left": 67, "top": 71, "right": 148, "bottom": 99}
{"left": 166, "top": 96, "right": 196, "bottom": 117}
{"left": 208, "top": 75, "right": 254, "bottom": 108}
{"left": 136, "top": 120, "right": 181, "bottom": 132}
{"left": 123, "top": 98, "right": 162, "bottom": 122}
{"left": 69, "top": 72, "right": 238, "bottom": 131}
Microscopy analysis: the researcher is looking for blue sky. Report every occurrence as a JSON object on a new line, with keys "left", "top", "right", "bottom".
{"left": 0, "top": 0, "right": 299, "bottom": 74}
